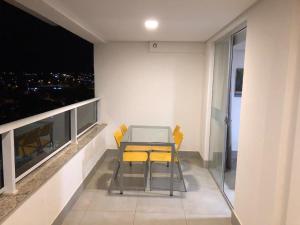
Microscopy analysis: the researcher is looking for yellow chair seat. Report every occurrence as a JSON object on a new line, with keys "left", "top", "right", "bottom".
{"left": 123, "top": 152, "right": 148, "bottom": 162}
{"left": 150, "top": 152, "right": 178, "bottom": 162}
{"left": 151, "top": 144, "right": 179, "bottom": 152}
{"left": 18, "top": 146, "right": 37, "bottom": 157}
{"left": 125, "top": 145, "right": 152, "bottom": 151}
{"left": 40, "top": 139, "right": 51, "bottom": 147}
{"left": 151, "top": 146, "right": 172, "bottom": 151}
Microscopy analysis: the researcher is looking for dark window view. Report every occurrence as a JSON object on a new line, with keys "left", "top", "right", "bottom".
{"left": 234, "top": 68, "right": 244, "bottom": 97}
{"left": 0, "top": 1, "right": 94, "bottom": 125}
{"left": 77, "top": 102, "right": 97, "bottom": 134}
{"left": 14, "top": 112, "right": 71, "bottom": 177}
{"left": 0, "top": 135, "right": 3, "bottom": 189}
{"left": 0, "top": 72, "right": 94, "bottom": 125}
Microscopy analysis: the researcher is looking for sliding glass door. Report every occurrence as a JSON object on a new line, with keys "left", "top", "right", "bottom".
{"left": 208, "top": 28, "right": 246, "bottom": 207}
{"left": 224, "top": 29, "right": 246, "bottom": 205}
{"left": 208, "top": 37, "right": 231, "bottom": 188}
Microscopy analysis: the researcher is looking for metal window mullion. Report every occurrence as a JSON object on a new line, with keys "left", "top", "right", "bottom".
{"left": 71, "top": 108, "right": 78, "bottom": 144}
{"left": 96, "top": 100, "right": 101, "bottom": 124}
{"left": 2, "top": 130, "right": 17, "bottom": 194}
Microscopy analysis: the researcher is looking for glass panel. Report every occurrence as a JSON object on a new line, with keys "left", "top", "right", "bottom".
{"left": 77, "top": 102, "right": 97, "bottom": 134}
{"left": 0, "top": 135, "right": 3, "bottom": 189}
{"left": 208, "top": 38, "right": 231, "bottom": 188}
{"left": 224, "top": 29, "right": 246, "bottom": 206}
{"left": 14, "top": 112, "right": 71, "bottom": 177}
{"left": 122, "top": 126, "right": 173, "bottom": 144}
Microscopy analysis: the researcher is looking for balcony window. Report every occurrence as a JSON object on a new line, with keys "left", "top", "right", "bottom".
{"left": 77, "top": 102, "right": 97, "bottom": 135}
{"left": 14, "top": 111, "right": 71, "bottom": 177}
{"left": 0, "top": 136, "right": 3, "bottom": 189}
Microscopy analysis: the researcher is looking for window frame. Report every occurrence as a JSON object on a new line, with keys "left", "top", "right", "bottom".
{"left": 0, "top": 98, "right": 100, "bottom": 194}
{"left": 77, "top": 101, "right": 98, "bottom": 137}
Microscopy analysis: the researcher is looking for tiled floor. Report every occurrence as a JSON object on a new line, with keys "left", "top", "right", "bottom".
{"left": 60, "top": 151, "right": 232, "bottom": 225}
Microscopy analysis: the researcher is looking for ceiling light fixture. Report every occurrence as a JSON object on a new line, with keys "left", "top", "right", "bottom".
{"left": 145, "top": 19, "right": 159, "bottom": 30}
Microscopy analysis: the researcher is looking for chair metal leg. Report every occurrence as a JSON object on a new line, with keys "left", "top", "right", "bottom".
{"left": 114, "top": 161, "right": 120, "bottom": 180}
{"left": 170, "top": 146, "right": 175, "bottom": 196}
{"left": 119, "top": 144, "right": 126, "bottom": 195}
{"left": 176, "top": 162, "right": 183, "bottom": 180}
{"left": 177, "top": 161, "right": 187, "bottom": 192}
{"left": 149, "top": 161, "right": 153, "bottom": 191}
{"left": 144, "top": 161, "right": 149, "bottom": 191}
{"left": 108, "top": 160, "right": 120, "bottom": 193}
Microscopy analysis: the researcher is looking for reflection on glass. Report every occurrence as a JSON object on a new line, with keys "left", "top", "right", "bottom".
{"left": 14, "top": 112, "right": 70, "bottom": 177}
{"left": 77, "top": 102, "right": 97, "bottom": 134}
{"left": 208, "top": 38, "right": 231, "bottom": 188}
{"left": 0, "top": 135, "right": 3, "bottom": 188}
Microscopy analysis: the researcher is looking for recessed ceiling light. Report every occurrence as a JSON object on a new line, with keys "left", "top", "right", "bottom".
{"left": 145, "top": 19, "right": 159, "bottom": 30}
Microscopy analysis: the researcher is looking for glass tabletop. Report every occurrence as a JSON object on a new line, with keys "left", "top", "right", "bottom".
{"left": 122, "top": 125, "right": 174, "bottom": 145}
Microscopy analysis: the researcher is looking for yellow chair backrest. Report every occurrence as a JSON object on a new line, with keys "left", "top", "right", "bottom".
{"left": 114, "top": 129, "right": 123, "bottom": 148}
{"left": 173, "top": 125, "right": 181, "bottom": 136}
{"left": 39, "top": 123, "right": 53, "bottom": 137}
{"left": 23, "top": 128, "right": 41, "bottom": 146}
{"left": 120, "top": 124, "right": 128, "bottom": 135}
{"left": 174, "top": 131, "right": 184, "bottom": 151}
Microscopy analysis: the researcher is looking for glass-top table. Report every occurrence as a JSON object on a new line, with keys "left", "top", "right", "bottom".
{"left": 122, "top": 125, "right": 174, "bottom": 145}
{"left": 116, "top": 125, "right": 176, "bottom": 196}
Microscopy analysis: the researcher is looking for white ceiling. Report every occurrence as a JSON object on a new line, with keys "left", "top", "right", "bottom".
{"left": 13, "top": 0, "right": 258, "bottom": 43}
{"left": 43, "top": 0, "right": 257, "bottom": 42}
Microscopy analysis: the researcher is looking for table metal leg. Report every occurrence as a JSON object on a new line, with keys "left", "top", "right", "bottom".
{"left": 170, "top": 144, "right": 175, "bottom": 196}
{"left": 119, "top": 143, "right": 125, "bottom": 194}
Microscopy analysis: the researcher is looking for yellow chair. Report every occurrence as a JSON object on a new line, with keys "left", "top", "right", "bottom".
{"left": 109, "top": 129, "right": 149, "bottom": 192}
{"left": 120, "top": 123, "right": 128, "bottom": 135}
{"left": 149, "top": 131, "right": 187, "bottom": 191}
{"left": 151, "top": 125, "right": 181, "bottom": 152}
{"left": 17, "top": 128, "right": 41, "bottom": 157}
{"left": 172, "top": 124, "right": 181, "bottom": 136}
{"left": 119, "top": 124, "right": 151, "bottom": 151}
{"left": 39, "top": 123, "right": 54, "bottom": 147}
{"left": 114, "top": 129, "right": 149, "bottom": 161}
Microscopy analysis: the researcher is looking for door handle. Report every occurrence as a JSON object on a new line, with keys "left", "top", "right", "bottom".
{"left": 224, "top": 117, "right": 231, "bottom": 125}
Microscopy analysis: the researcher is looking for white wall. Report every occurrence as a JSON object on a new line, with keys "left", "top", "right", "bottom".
{"left": 235, "top": 0, "right": 299, "bottom": 224}
{"left": 94, "top": 42, "right": 205, "bottom": 152}
{"left": 2, "top": 129, "right": 106, "bottom": 225}
{"left": 203, "top": 0, "right": 300, "bottom": 224}
{"left": 285, "top": 89, "right": 300, "bottom": 225}
{"left": 201, "top": 42, "right": 215, "bottom": 161}
{"left": 284, "top": 1, "right": 300, "bottom": 224}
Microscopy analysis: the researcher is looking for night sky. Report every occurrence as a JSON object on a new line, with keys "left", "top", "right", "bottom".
{"left": 0, "top": 1, "right": 95, "bottom": 125}
{"left": 0, "top": 1, "right": 94, "bottom": 72}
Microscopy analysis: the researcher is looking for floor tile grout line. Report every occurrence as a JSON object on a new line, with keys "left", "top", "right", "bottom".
{"left": 76, "top": 192, "right": 94, "bottom": 225}
{"left": 132, "top": 193, "right": 138, "bottom": 225}
{"left": 180, "top": 173, "right": 189, "bottom": 225}
{"left": 181, "top": 197, "right": 189, "bottom": 225}
{"left": 76, "top": 207, "right": 89, "bottom": 225}
{"left": 132, "top": 210, "right": 137, "bottom": 225}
